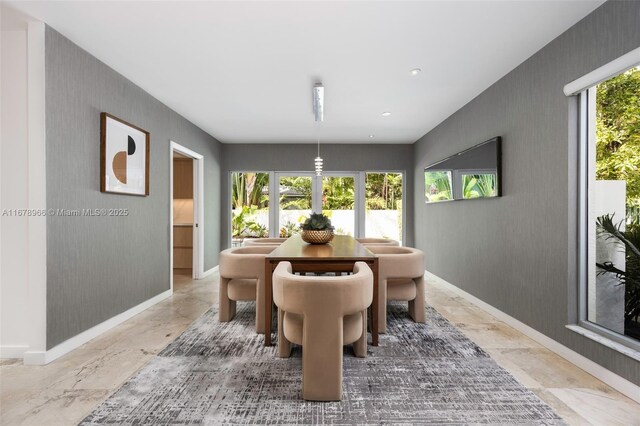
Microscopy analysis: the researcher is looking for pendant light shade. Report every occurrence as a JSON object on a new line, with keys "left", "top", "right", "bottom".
{"left": 313, "top": 82, "right": 324, "bottom": 176}
{"left": 315, "top": 156, "right": 323, "bottom": 176}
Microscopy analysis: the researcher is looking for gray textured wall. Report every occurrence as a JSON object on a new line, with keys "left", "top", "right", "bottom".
{"left": 221, "top": 143, "right": 414, "bottom": 248}
{"left": 414, "top": 1, "right": 640, "bottom": 385}
{"left": 45, "top": 28, "right": 222, "bottom": 349}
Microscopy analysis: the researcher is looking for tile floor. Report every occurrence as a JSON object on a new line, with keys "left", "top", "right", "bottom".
{"left": 1, "top": 272, "right": 638, "bottom": 426}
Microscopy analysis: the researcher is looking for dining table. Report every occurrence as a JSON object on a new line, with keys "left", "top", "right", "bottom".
{"left": 263, "top": 234, "right": 379, "bottom": 347}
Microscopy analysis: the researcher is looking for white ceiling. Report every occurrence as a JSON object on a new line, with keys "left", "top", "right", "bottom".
{"left": 8, "top": 1, "right": 603, "bottom": 144}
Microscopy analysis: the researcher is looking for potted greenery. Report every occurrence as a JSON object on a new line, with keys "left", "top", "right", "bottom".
{"left": 596, "top": 214, "right": 640, "bottom": 338}
{"left": 300, "top": 212, "right": 334, "bottom": 244}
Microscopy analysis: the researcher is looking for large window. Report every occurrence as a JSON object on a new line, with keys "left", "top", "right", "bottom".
{"left": 230, "top": 171, "right": 405, "bottom": 245}
{"left": 578, "top": 65, "right": 640, "bottom": 347}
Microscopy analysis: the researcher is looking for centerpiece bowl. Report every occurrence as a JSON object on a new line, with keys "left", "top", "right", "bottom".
{"left": 299, "top": 212, "right": 334, "bottom": 244}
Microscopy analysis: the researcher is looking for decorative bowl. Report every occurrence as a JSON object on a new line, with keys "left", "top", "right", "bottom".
{"left": 300, "top": 229, "right": 334, "bottom": 244}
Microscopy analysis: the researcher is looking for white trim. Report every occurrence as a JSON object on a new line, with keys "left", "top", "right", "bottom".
{"left": 26, "top": 21, "right": 47, "bottom": 355}
{"left": 564, "top": 46, "right": 640, "bottom": 96}
{"left": 566, "top": 325, "right": 640, "bottom": 362}
{"left": 426, "top": 271, "right": 640, "bottom": 404}
{"left": 200, "top": 265, "right": 218, "bottom": 278}
{"left": 23, "top": 289, "right": 172, "bottom": 365}
{"left": 0, "top": 345, "right": 30, "bottom": 359}
{"left": 169, "top": 141, "right": 205, "bottom": 284}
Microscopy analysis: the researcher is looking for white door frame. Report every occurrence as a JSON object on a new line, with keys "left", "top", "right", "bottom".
{"left": 169, "top": 141, "right": 204, "bottom": 291}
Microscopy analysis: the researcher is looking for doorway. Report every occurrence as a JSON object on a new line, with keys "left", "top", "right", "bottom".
{"left": 170, "top": 141, "right": 204, "bottom": 291}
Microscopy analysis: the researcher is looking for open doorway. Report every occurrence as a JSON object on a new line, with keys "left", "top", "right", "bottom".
{"left": 170, "top": 141, "right": 204, "bottom": 291}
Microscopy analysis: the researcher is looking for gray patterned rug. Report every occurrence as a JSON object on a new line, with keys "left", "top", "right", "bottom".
{"left": 80, "top": 302, "right": 565, "bottom": 425}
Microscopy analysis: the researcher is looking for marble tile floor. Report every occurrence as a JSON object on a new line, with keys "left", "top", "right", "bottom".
{"left": 1, "top": 272, "right": 638, "bottom": 426}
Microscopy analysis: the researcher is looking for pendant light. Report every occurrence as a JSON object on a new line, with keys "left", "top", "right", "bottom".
{"left": 313, "top": 83, "right": 324, "bottom": 176}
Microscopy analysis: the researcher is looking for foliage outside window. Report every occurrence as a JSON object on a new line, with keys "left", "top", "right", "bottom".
{"left": 231, "top": 172, "right": 269, "bottom": 242}
{"left": 322, "top": 176, "right": 356, "bottom": 236}
{"left": 278, "top": 176, "right": 312, "bottom": 237}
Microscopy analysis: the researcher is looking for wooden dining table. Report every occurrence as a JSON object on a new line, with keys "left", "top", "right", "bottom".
{"left": 264, "top": 234, "right": 379, "bottom": 347}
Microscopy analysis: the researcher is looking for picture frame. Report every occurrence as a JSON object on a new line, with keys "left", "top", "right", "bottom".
{"left": 100, "top": 112, "right": 150, "bottom": 196}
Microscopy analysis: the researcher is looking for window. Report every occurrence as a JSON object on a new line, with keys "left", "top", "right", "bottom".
{"left": 278, "top": 174, "right": 312, "bottom": 237}
{"left": 231, "top": 172, "right": 269, "bottom": 246}
{"left": 577, "top": 64, "right": 640, "bottom": 349}
{"left": 230, "top": 171, "right": 405, "bottom": 246}
{"left": 323, "top": 175, "right": 356, "bottom": 236}
{"left": 365, "top": 172, "right": 403, "bottom": 242}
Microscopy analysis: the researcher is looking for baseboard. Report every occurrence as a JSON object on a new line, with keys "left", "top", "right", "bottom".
{"left": 426, "top": 271, "right": 640, "bottom": 404}
{"left": 200, "top": 265, "right": 218, "bottom": 279}
{"left": 0, "top": 345, "right": 30, "bottom": 359}
{"left": 23, "top": 289, "right": 173, "bottom": 366}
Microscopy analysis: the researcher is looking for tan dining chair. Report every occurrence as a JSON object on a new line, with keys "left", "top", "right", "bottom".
{"left": 273, "top": 261, "right": 373, "bottom": 401}
{"left": 365, "top": 246, "right": 425, "bottom": 333}
{"left": 218, "top": 245, "right": 278, "bottom": 333}
{"left": 242, "top": 238, "right": 287, "bottom": 246}
{"left": 356, "top": 238, "right": 400, "bottom": 246}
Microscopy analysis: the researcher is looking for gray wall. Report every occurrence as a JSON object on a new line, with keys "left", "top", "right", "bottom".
{"left": 45, "top": 28, "right": 222, "bottom": 349}
{"left": 413, "top": 1, "right": 640, "bottom": 385}
{"left": 221, "top": 143, "right": 414, "bottom": 248}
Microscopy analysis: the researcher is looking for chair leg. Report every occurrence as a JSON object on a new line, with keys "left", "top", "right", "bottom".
{"left": 408, "top": 276, "right": 426, "bottom": 323}
{"left": 302, "top": 316, "right": 343, "bottom": 401}
{"left": 277, "top": 308, "right": 292, "bottom": 358}
{"left": 378, "top": 279, "right": 388, "bottom": 333}
{"left": 353, "top": 309, "right": 367, "bottom": 358}
{"left": 219, "top": 277, "right": 236, "bottom": 322}
{"left": 255, "top": 280, "right": 265, "bottom": 334}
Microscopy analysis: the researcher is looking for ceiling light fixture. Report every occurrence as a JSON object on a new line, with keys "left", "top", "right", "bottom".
{"left": 313, "top": 83, "right": 324, "bottom": 176}
{"left": 369, "top": 135, "right": 375, "bottom": 138}
{"left": 382, "top": 111, "right": 391, "bottom": 117}
{"left": 410, "top": 68, "right": 421, "bottom": 76}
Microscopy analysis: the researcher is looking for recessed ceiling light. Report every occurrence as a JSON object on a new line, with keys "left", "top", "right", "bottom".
{"left": 410, "top": 68, "right": 421, "bottom": 76}
{"left": 382, "top": 112, "right": 391, "bottom": 117}
{"left": 369, "top": 135, "right": 375, "bottom": 138}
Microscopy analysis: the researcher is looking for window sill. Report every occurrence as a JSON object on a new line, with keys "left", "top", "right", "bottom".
{"left": 566, "top": 325, "right": 640, "bottom": 362}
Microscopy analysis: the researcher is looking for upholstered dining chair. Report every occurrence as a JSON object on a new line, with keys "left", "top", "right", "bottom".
{"left": 355, "top": 238, "right": 400, "bottom": 246}
{"left": 272, "top": 261, "right": 373, "bottom": 401}
{"left": 242, "top": 238, "right": 287, "bottom": 246}
{"left": 218, "top": 245, "right": 278, "bottom": 333}
{"left": 365, "top": 246, "right": 425, "bottom": 333}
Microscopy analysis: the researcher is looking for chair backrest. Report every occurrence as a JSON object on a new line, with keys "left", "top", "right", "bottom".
{"left": 219, "top": 246, "right": 277, "bottom": 279}
{"left": 243, "top": 238, "right": 287, "bottom": 246}
{"left": 366, "top": 246, "right": 425, "bottom": 280}
{"left": 356, "top": 238, "right": 399, "bottom": 246}
{"left": 273, "top": 262, "right": 373, "bottom": 318}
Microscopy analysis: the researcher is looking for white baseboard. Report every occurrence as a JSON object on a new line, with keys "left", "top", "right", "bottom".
{"left": 426, "top": 271, "right": 640, "bottom": 404}
{"left": 0, "top": 345, "right": 30, "bottom": 359}
{"left": 23, "top": 289, "right": 172, "bottom": 366}
{"left": 199, "top": 265, "right": 218, "bottom": 279}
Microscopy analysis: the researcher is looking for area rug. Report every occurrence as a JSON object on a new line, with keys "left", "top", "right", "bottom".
{"left": 80, "top": 303, "right": 565, "bottom": 425}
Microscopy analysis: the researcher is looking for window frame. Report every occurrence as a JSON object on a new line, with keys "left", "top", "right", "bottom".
{"left": 575, "top": 78, "right": 640, "bottom": 355}
{"left": 229, "top": 170, "right": 406, "bottom": 247}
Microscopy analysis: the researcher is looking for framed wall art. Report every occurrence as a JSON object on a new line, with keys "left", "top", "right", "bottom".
{"left": 100, "top": 112, "right": 150, "bottom": 196}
